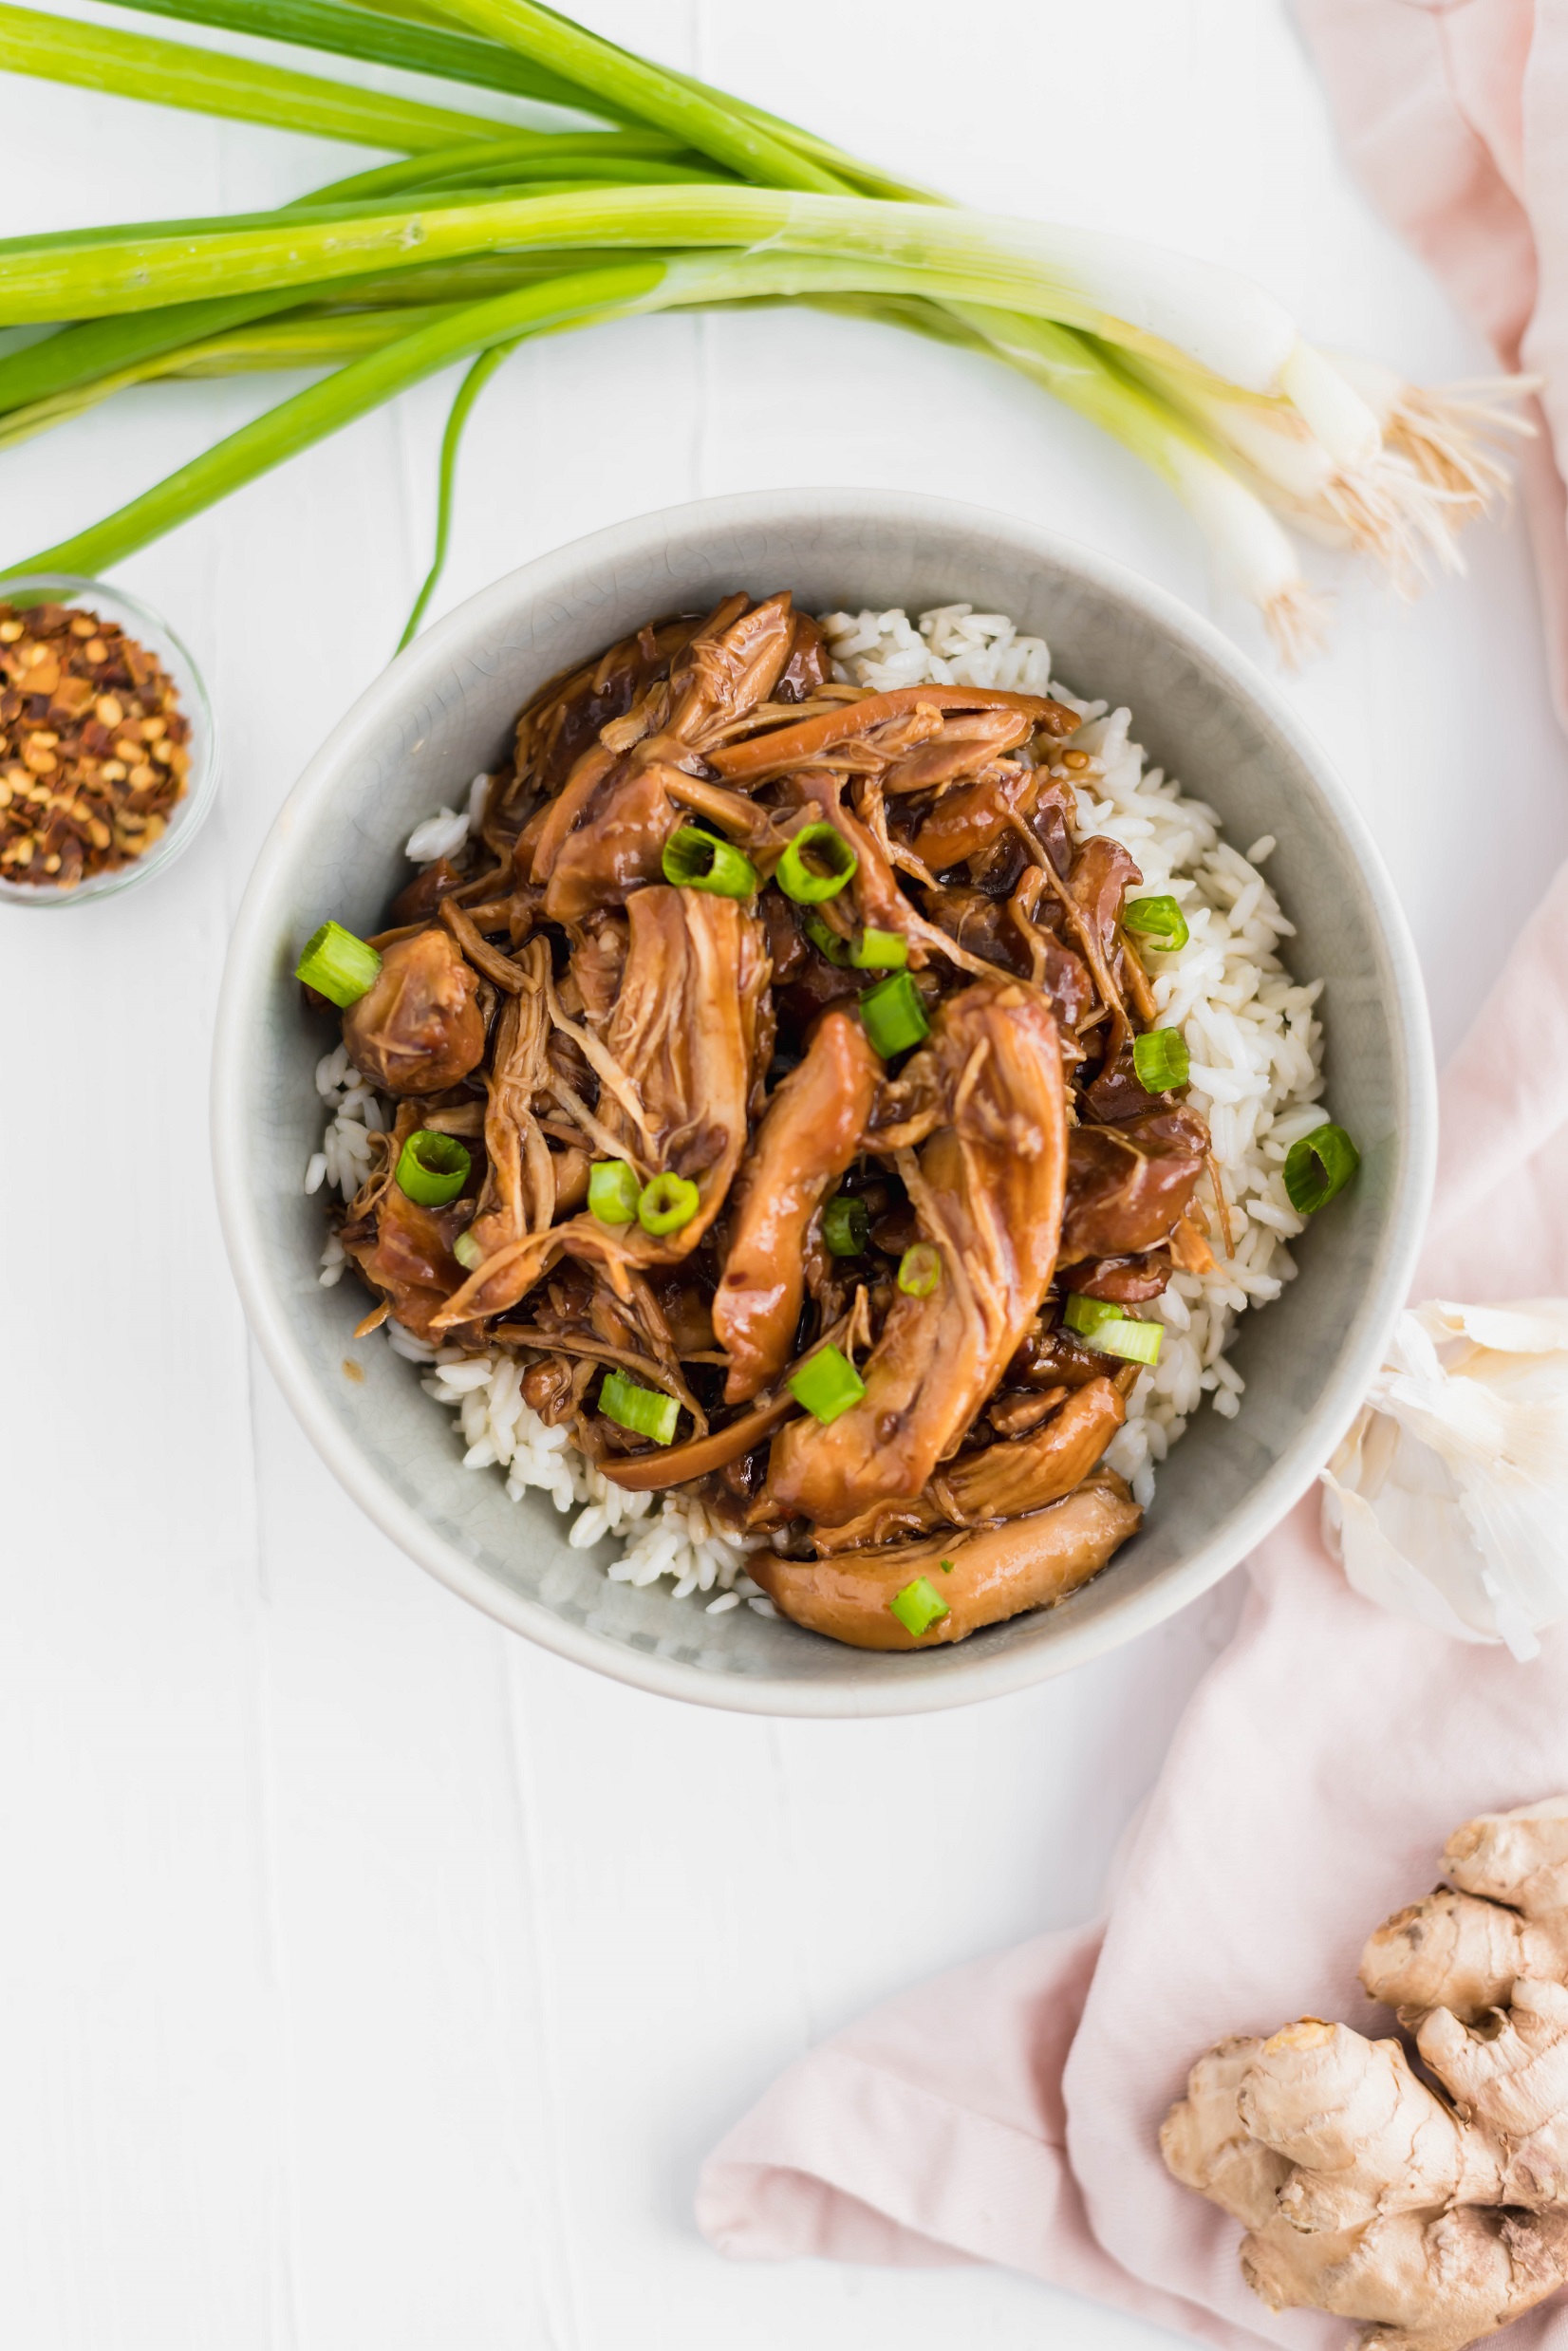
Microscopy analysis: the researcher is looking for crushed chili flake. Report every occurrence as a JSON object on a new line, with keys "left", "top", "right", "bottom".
{"left": 0, "top": 600, "right": 191, "bottom": 890}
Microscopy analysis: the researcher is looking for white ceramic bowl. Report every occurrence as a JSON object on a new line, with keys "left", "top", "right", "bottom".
{"left": 213, "top": 490, "right": 1436, "bottom": 1716}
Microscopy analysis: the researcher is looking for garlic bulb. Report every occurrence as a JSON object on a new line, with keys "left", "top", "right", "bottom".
{"left": 1320, "top": 1300, "right": 1568, "bottom": 1661}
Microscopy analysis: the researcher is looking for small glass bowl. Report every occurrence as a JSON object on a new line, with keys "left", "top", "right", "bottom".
{"left": 0, "top": 573, "right": 218, "bottom": 909}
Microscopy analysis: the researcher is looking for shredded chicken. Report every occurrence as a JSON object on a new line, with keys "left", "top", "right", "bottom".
{"left": 342, "top": 927, "right": 485, "bottom": 1095}
{"left": 427, "top": 939, "right": 556, "bottom": 1324}
{"left": 764, "top": 978, "right": 1069, "bottom": 1527}
{"left": 714, "top": 1006, "right": 880, "bottom": 1405}
{"left": 708, "top": 683, "right": 1076, "bottom": 784}
{"left": 317, "top": 591, "right": 1216, "bottom": 1648}
{"left": 810, "top": 1375, "right": 1128, "bottom": 1552}
{"left": 749, "top": 1468, "right": 1143, "bottom": 1649}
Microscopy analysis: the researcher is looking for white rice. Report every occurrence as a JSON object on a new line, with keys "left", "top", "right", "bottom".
{"left": 381, "top": 1324, "right": 767, "bottom": 1606}
{"left": 402, "top": 769, "right": 491, "bottom": 866}
{"left": 307, "top": 1039, "right": 383, "bottom": 1244}
{"left": 310, "top": 601, "right": 1328, "bottom": 1591}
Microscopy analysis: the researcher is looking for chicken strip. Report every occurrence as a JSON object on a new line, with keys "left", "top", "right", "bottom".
{"left": 878, "top": 708, "right": 1036, "bottom": 794}
{"left": 664, "top": 589, "right": 796, "bottom": 748}
{"left": 429, "top": 939, "right": 557, "bottom": 1322}
{"left": 752, "top": 1468, "right": 1141, "bottom": 1648}
{"left": 430, "top": 886, "right": 768, "bottom": 1325}
{"left": 810, "top": 1375, "right": 1126, "bottom": 1552}
{"left": 342, "top": 926, "right": 485, "bottom": 1095}
{"left": 775, "top": 610, "right": 831, "bottom": 701}
{"left": 541, "top": 764, "right": 675, "bottom": 924}
{"left": 1062, "top": 1105, "right": 1211, "bottom": 1259}
{"left": 907, "top": 763, "right": 1037, "bottom": 869}
{"left": 528, "top": 594, "right": 793, "bottom": 895}
{"left": 592, "top": 885, "right": 769, "bottom": 1218}
{"left": 510, "top": 613, "right": 699, "bottom": 807}
{"left": 342, "top": 1182, "right": 470, "bottom": 1342}
{"left": 766, "top": 978, "right": 1068, "bottom": 1528}
{"left": 709, "top": 685, "right": 1076, "bottom": 784}
{"left": 714, "top": 1007, "right": 881, "bottom": 1405}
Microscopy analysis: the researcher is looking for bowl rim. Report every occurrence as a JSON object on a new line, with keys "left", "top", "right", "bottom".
{"left": 0, "top": 571, "right": 219, "bottom": 908}
{"left": 212, "top": 486, "right": 1437, "bottom": 1717}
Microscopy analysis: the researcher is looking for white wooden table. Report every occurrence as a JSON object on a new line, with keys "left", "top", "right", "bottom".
{"left": 6, "top": 6, "right": 1566, "bottom": 2344}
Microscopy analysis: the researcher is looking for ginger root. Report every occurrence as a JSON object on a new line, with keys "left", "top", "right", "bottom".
{"left": 1161, "top": 1797, "right": 1568, "bottom": 2351}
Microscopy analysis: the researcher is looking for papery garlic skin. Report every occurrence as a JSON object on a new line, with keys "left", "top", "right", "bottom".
{"left": 1320, "top": 1300, "right": 1568, "bottom": 1661}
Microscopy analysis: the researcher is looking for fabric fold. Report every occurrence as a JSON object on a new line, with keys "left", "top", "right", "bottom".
{"left": 1292, "top": 0, "right": 1568, "bottom": 720}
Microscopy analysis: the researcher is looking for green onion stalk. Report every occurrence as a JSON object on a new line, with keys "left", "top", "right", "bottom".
{"left": 0, "top": 249, "right": 1322, "bottom": 619}
{"left": 337, "top": 0, "right": 1391, "bottom": 440}
{"left": 104, "top": 0, "right": 931, "bottom": 196}
{"left": 0, "top": 186, "right": 1339, "bottom": 377}
{"left": 0, "top": 188, "right": 1354, "bottom": 649}
{"left": 10, "top": 260, "right": 673, "bottom": 580}
{"left": 426, "top": 0, "right": 855, "bottom": 193}
{"left": 0, "top": 0, "right": 1527, "bottom": 653}
{"left": 0, "top": 306, "right": 478, "bottom": 455}
{"left": 0, "top": 247, "right": 604, "bottom": 416}
{"left": 98, "top": 0, "right": 642, "bottom": 116}
{"left": 0, "top": 0, "right": 518, "bottom": 149}
{"left": 416, "top": 0, "right": 1524, "bottom": 499}
{"left": 395, "top": 335, "right": 516, "bottom": 648}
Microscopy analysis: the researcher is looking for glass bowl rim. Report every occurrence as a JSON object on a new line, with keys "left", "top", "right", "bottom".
{"left": 0, "top": 571, "right": 218, "bottom": 910}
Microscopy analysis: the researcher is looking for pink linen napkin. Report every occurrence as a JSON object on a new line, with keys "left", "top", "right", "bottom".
{"left": 1290, "top": 0, "right": 1568, "bottom": 722}
{"left": 695, "top": 868, "right": 1568, "bottom": 2341}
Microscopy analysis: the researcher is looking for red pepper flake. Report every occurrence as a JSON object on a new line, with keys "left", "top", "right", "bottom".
{"left": 0, "top": 601, "right": 190, "bottom": 889}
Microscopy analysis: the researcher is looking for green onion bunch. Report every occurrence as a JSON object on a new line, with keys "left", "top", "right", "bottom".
{"left": 0, "top": 0, "right": 1533, "bottom": 651}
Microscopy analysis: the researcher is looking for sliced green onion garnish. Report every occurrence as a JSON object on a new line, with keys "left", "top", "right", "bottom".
{"left": 1065, "top": 1291, "right": 1162, "bottom": 1361}
{"left": 804, "top": 911, "right": 851, "bottom": 966}
{"left": 661, "top": 823, "right": 757, "bottom": 898}
{"left": 395, "top": 1129, "right": 471, "bottom": 1206}
{"left": 454, "top": 1229, "right": 484, "bottom": 1271}
{"left": 1063, "top": 1292, "right": 1120, "bottom": 1338}
{"left": 860, "top": 970, "right": 930, "bottom": 1059}
{"left": 1124, "top": 895, "right": 1190, "bottom": 951}
{"left": 897, "top": 1242, "right": 942, "bottom": 1297}
{"left": 638, "top": 1170, "right": 700, "bottom": 1236}
{"left": 822, "top": 1194, "right": 869, "bottom": 1257}
{"left": 599, "top": 1369, "right": 680, "bottom": 1446}
{"left": 776, "top": 821, "right": 858, "bottom": 904}
{"left": 588, "top": 1158, "right": 641, "bottom": 1225}
{"left": 849, "top": 926, "right": 908, "bottom": 970}
{"left": 1088, "top": 1315, "right": 1164, "bottom": 1365}
{"left": 295, "top": 919, "right": 382, "bottom": 1008}
{"left": 889, "top": 1576, "right": 950, "bottom": 1637}
{"left": 787, "top": 1342, "right": 866, "bottom": 1425}
{"left": 1284, "top": 1122, "right": 1361, "bottom": 1214}
{"left": 1132, "top": 1027, "right": 1190, "bottom": 1092}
